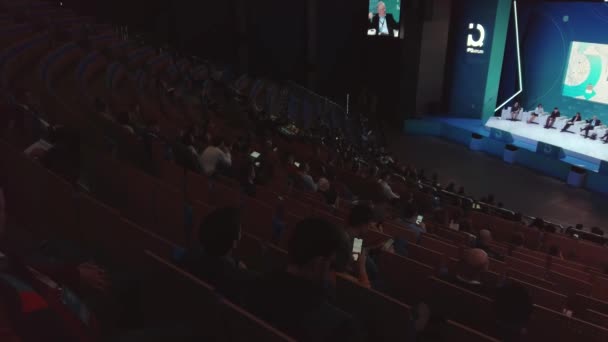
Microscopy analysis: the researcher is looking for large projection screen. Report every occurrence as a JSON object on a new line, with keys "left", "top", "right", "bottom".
{"left": 366, "top": 0, "right": 401, "bottom": 38}
{"left": 563, "top": 41, "right": 608, "bottom": 105}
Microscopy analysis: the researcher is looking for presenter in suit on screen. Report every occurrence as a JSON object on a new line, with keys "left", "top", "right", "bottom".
{"left": 369, "top": 1, "right": 399, "bottom": 36}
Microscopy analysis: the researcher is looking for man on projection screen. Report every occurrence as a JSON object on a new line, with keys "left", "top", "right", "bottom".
{"left": 369, "top": 1, "right": 399, "bottom": 36}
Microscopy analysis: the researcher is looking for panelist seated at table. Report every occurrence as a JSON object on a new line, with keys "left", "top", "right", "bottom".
{"left": 560, "top": 112, "right": 582, "bottom": 133}
{"left": 527, "top": 103, "right": 544, "bottom": 124}
{"left": 368, "top": 1, "right": 399, "bottom": 36}
{"left": 544, "top": 107, "right": 561, "bottom": 129}
{"left": 601, "top": 130, "right": 608, "bottom": 144}
{"left": 510, "top": 102, "right": 522, "bottom": 121}
{"left": 581, "top": 115, "right": 602, "bottom": 138}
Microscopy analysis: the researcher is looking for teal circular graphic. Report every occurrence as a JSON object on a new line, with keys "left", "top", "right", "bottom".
{"left": 563, "top": 43, "right": 602, "bottom": 100}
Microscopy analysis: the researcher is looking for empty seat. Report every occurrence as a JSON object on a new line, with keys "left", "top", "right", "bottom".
{"left": 334, "top": 274, "right": 413, "bottom": 341}
{"left": 419, "top": 235, "right": 460, "bottom": 259}
{"left": 508, "top": 277, "right": 567, "bottom": 312}
{"left": 427, "top": 276, "right": 497, "bottom": 337}
{"left": 584, "top": 309, "right": 608, "bottom": 328}
{"left": 443, "top": 320, "right": 500, "bottom": 342}
{"left": 377, "top": 250, "right": 434, "bottom": 305}
{"left": 527, "top": 304, "right": 608, "bottom": 342}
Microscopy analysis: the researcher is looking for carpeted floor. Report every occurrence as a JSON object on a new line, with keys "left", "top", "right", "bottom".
{"left": 390, "top": 135, "right": 608, "bottom": 231}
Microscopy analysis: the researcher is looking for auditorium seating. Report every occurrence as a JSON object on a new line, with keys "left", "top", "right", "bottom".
{"left": 2, "top": 1, "right": 608, "bottom": 340}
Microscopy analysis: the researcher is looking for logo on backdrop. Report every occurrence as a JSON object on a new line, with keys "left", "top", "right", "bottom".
{"left": 466, "top": 23, "right": 485, "bottom": 54}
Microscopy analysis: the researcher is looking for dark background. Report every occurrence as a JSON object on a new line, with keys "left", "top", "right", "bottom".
{"left": 58, "top": 0, "right": 454, "bottom": 126}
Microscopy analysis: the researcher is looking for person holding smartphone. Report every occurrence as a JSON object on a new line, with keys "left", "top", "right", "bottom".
{"left": 400, "top": 203, "right": 426, "bottom": 242}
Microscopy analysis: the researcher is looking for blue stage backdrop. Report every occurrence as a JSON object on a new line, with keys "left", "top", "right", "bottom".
{"left": 447, "top": 0, "right": 511, "bottom": 120}
{"left": 500, "top": 2, "right": 608, "bottom": 122}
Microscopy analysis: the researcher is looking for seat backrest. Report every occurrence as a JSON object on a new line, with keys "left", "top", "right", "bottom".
{"left": 550, "top": 263, "right": 591, "bottom": 283}
{"left": 219, "top": 297, "right": 295, "bottom": 342}
{"left": 505, "top": 256, "right": 546, "bottom": 278}
{"left": 419, "top": 235, "right": 460, "bottom": 259}
{"left": 527, "top": 304, "right": 608, "bottom": 342}
{"left": 548, "top": 271, "right": 592, "bottom": 297}
{"left": 585, "top": 309, "right": 608, "bottom": 328}
{"left": 428, "top": 276, "right": 496, "bottom": 337}
{"left": 591, "top": 276, "right": 608, "bottom": 302}
{"left": 142, "top": 250, "right": 223, "bottom": 339}
{"left": 381, "top": 222, "right": 418, "bottom": 244}
{"left": 408, "top": 243, "right": 445, "bottom": 270}
{"left": 377, "top": 251, "right": 434, "bottom": 305}
{"left": 443, "top": 320, "right": 500, "bottom": 342}
{"left": 242, "top": 198, "right": 275, "bottom": 241}
{"left": 506, "top": 268, "right": 556, "bottom": 291}
{"left": 508, "top": 277, "right": 567, "bottom": 312}
{"left": 334, "top": 274, "right": 412, "bottom": 341}
{"left": 570, "top": 294, "right": 608, "bottom": 317}
{"left": 511, "top": 251, "right": 546, "bottom": 267}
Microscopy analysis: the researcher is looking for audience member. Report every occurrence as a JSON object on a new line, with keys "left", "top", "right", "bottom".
{"left": 442, "top": 248, "right": 493, "bottom": 297}
{"left": 400, "top": 203, "right": 426, "bottom": 241}
{"left": 177, "top": 207, "right": 253, "bottom": 303}
{"left": 476, "top": 229, "right": 503, "bottom": 260}
{"left": 378, "top": 171, "right": 400, "bottom": 201}
{"left": 317, "top": 177, "right": 337, "bottom": 206}
{"left": 296, "top": 162, "right": 317, "bottom": 191}
{"left": 200, "top": 135, "right": 232, "bottom": 176}
{"left": 245, "top": 217, "right": 361, "bottom": 341}
{"left": 591, "top": 227, "right": 604, "bottom": 236}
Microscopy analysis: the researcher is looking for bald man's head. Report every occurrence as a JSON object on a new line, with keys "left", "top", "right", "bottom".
{"left": 479, "top": 229, "right": 492, "bottom": 245}
{"left": 461, "top": 248, "right": 489, "bottom": 279}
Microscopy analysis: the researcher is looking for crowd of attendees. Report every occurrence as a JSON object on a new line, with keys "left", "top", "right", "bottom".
{"left": 1, "top": 2, "right": 607, "bottom": 341}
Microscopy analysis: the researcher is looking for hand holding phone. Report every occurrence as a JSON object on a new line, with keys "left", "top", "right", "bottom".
{"left": 352, "top": 238, "right": 363, "bottom": 261}
{"left": 415, "top": 215, "right": 424, "bottom": 225}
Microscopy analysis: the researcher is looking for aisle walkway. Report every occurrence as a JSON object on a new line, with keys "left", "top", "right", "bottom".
{"left": 390, "top": 135, "right": 608, "bottom": 230}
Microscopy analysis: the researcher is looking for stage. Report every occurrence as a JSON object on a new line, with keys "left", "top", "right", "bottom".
{"left": 403, "top": 117, "right": 608, "bottom": 195}
{"left": 485, "top": 117, "right": 606, "bottom": 172}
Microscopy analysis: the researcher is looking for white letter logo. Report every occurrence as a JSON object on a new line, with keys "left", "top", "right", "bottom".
{"left": 466, "top": 23, "right": 485, "bottom": 54}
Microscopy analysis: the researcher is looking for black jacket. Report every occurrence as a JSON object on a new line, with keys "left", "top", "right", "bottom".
{"left": 370, "top": 14, "right": 399, "bottom": 36}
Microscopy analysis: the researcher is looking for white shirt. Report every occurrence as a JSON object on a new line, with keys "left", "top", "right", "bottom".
{"left": 378, "top": 16, "right": 389, "bottom": 35}
{"left": 379, "top": 180, "right": 400, "bottom": 199}
{"left": 535, "top": 106, "right": 544, "bottom": 115}
{"left": 200, "top": 146, "right": 232, "bottom": 176}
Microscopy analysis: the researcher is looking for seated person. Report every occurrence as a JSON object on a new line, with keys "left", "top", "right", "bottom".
{"left": 378, "top": 171, "right": 400, "bottom": 201}
{"left": 560, "top": 112, "right": 582, "bottom": 133}
{"left": 344, "top": 204, "right": 387, "bottom": 288}
{"left": 581, "top": 115, "right": 602, "bottom": 138}
{"left": 318, "top": 177, "right": 338, "bottom": 206}
{"left": 510, "top": 102, "right": 521, "bottom": 121}
{"left": 244, "top": 217, "right": 361, "bottom": 341}
{"left": 527, "top": 103, "right": 543, "bottom": 124}
{"left": 368, "top": 1, "right": 399, "bottom": 36}
{"left": 544, "top": 107, "right": 560, "bottom": 129}
{"left": 200, "top": 136, "right": 232, "bottom": 176}
{"left": 177, "top": 207, "right": 254, "bottom": 303}
{"left": 295, "top": 162, "right": 317, "bottom": 191}
{"left": 441, "top": 248, "right": 493, "bottom": 297}
{"left": 476, "top": 229, "right": 504, "bottom": 260}
{"left": 602, "top": 130, "right": 608, "bottom": 144}
{"left": 399, "top": 202, "right": 427, "bottom": 241}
